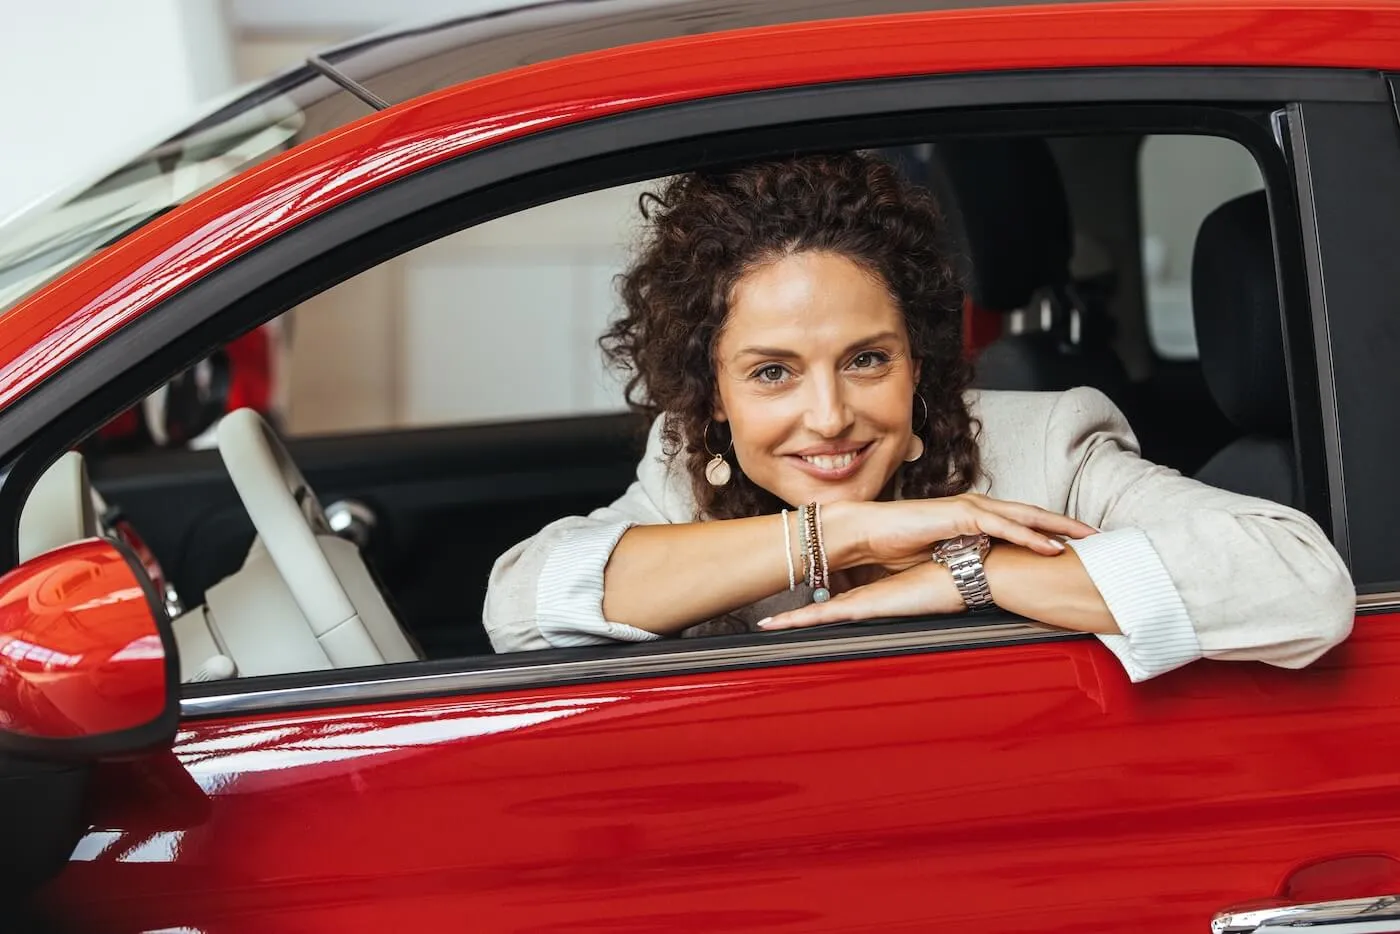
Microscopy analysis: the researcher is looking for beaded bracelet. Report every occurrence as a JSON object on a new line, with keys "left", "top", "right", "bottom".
{"left": 780, "top": 509, "right": 796, "bottom": 592}
{"left": 802, "top": 502, "right": 831, "bottom": 603}
{"left": 800, "top": 504, "right": 812, "bottom": 585}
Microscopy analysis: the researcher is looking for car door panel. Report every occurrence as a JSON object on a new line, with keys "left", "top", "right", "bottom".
{"left": 41, "top": 612, "right": 1400, "bottom": 933}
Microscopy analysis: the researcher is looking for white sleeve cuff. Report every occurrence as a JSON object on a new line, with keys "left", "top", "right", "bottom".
{"left": 536, "top": 521, "right": 663, "bottom": 648}
{"left": 1066, "top": 528, "right": 1202, "bottom": 682}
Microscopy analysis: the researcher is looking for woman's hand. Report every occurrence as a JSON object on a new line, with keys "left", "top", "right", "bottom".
{"left": 826, "top": 494, "right": 1096, "bottom": 573}
{"left": 759, "top": 543, "right": 1121, "bottom": 635}
{"left": 758, "top": 561, "right": 962, "bottom": 630}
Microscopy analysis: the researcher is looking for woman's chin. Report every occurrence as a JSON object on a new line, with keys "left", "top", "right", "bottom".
{"left": 775, "top": 465, "right": 889, "bottom": 506}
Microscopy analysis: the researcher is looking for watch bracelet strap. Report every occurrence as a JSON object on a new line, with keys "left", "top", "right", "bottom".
{"left": 947, "top": 554, "right": 995, "bottom": 609}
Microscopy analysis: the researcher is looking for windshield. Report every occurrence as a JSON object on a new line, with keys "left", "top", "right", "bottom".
{"left": 0, "top": 96, "right": 305, "bottom": 314}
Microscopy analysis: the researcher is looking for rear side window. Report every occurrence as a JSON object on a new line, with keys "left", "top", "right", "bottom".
{"left": 1138, "top": 134, "right": 1263, "bottom": 361}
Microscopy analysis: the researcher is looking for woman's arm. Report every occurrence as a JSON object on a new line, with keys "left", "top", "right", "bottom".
{"left": 603, "top": 496, "right": 1091, "bottom": 635}
{"left": 1047, "top": 387, "right": 1353, "bottom": 673}
{"left": 762, "top": 388, "right": 1354, "bottom": 682}
{"left": 984, "top": 545, "right": 1118, "bottom": 633}
{"left": 485, "top": 413, "right": 1092, "bottom": 651}
{"left": 757, "top": 543, "right": 1119, "bottom": 634}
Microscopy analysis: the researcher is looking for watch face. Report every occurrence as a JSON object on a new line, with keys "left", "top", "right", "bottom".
{"left": 934, "top": 534, "right": 988, "bottom": 561}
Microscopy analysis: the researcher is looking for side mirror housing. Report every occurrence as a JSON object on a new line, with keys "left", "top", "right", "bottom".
{"left": 0, "top": 537, "right": 178, "bottom": 759}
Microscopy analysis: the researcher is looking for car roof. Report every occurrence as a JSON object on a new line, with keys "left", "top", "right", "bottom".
{"left": 184, "top": 0, "right": 1116, "bottom": 155}
{"left": 318, "top": 0, "right": 1101, "bottom": 108}
{"left": 3, "top": 0, "right": 1399, "bottom": 419}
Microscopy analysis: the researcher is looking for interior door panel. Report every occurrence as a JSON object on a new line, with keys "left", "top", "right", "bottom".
{"left": 88, "top": 413, "right": 646, "bottom": 658}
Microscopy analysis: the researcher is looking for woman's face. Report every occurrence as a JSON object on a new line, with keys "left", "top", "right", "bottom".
{"left": 713, "top": 250, "right": 920, "bottom": 507}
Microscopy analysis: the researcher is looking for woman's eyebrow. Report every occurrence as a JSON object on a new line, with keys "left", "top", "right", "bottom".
{"left": 732, "top": 331, "right": 903, "bottom": 361}
{"left": 843, "top": 331, "right": 901, "bottom": 354}
{"left": 733, "top": 345, "right": 800, "bottom": 360}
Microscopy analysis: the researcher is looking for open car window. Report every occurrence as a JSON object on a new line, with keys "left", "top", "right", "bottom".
{"left": 38, "top": 113, "right": 1304, "bottom": 699}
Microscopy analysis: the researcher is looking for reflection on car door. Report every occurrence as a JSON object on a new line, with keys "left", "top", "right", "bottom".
{"left": 42, "top": 611, "right": 1400, "bottom": 933}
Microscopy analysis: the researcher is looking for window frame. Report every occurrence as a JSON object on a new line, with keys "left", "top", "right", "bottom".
{"left": 0, "top": 67, "right": 1379, "bottom": 718}
{"left": 1285, "top": 96, "right": 1400, "bottom": 597}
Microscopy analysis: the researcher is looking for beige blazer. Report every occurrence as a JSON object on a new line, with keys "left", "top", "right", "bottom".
{"left": 485, "top": 387, "right": 1354, "bottom": 681}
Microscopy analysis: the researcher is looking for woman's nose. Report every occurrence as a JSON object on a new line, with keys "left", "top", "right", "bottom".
{"left": 803, "top": 378, "right": 854, "bottom": 437}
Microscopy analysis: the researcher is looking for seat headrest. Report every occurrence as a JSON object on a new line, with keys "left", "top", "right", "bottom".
{"left": 1191, "top": 190, "right": 1291, "bottom": 437}
{"left": 929, "top": 138, "right": 1073, "bottom": 312}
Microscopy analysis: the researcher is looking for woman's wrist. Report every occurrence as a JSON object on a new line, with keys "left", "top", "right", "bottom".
{"left": 818, "top": 500, "right": 870, "bottom": 571}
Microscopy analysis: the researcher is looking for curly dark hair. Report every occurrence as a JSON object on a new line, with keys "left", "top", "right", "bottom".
{"left": 602, "top": 151, "right": 980, "bottom": 520}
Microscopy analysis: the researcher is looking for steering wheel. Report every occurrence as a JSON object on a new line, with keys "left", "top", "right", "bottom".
{"left": 215, "top": 408, "right": 361, "bottom": 636}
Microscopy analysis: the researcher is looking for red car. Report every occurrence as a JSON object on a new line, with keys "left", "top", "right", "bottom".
{"left": 3, "top": 1, "right": 1400, "bottom": 931}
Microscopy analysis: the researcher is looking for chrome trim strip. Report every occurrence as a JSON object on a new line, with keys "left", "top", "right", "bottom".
{"left": 1214, "top": 893, "right": 1400, "bottom": 932}
{"left": 1357, "top": 591, "right": 1400, "bottom": 613}
{"left": 181, "top": 621, "right": 1071, "bottom": 718}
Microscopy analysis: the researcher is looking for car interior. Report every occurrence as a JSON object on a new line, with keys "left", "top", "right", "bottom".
{"left": 16, "top": 129, "right": 1295, "bottom": 684}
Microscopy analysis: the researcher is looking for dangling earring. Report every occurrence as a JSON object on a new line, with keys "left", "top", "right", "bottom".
{"left": 905, "top": 393, "right": 928, "bottom": 463}
{"left": 703, "top": 420, "right": 733, "bottom": 486}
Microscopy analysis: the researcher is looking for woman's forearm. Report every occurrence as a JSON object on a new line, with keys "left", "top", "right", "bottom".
{"left": 601, "top": 518, "right": 786, "bottom": 634}
{"left": 601, "top": 502, "right": 874, "bottom": 634}
{"left": 983, "top": 544, "right": 1120, "bottom": 634}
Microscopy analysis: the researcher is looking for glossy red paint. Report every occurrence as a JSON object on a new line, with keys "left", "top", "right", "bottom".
{"left": 39, "top": 614, "right": 1400, "bottom": 932}
{"left": 4, "top": 1, "right": 1400, "bottom": 413}
{"left": 0, "top": 539, "right": 167, "bottom": 740}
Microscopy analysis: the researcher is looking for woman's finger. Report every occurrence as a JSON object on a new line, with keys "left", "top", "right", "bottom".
{"left": 959, "top": 506, "right": 1068, "bottom": 556}
{"left": 756, "top": 598, "right": 858, "bottom": 631}
{"left": 759, "top": 567, "right": 953, "bottom": 630}
{"left": 974, "top": 497, "right": 1097, "bottom": 539}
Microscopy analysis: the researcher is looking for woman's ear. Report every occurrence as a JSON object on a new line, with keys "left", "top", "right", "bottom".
{"left": 913, "top": 358, "right": 923, "bottom": 385}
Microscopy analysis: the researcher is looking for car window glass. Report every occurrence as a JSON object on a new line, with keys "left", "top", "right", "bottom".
{"left": 0, "top": 99, "right": 304, "bottom": 315}
{"left": 1138, "top": 134, "right": 1263, "bottom": 361}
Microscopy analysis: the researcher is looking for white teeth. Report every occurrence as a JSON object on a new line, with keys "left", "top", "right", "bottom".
{"left": 802, "top": 451, "right": 856, "bottom": 470}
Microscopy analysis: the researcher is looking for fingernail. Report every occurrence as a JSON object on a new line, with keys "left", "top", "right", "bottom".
{"left": 757, "top": 617, "right": 774, "bottom": 629}
{"left": 1048, "top": 539, "right": 1066, "bottom": 551}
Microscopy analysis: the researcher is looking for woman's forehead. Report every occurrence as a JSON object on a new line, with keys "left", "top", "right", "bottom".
{"left": 722, "top": 252, "right": 905, "bottom": 348}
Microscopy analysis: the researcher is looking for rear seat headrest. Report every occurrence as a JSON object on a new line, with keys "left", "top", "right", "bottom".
{"left": 1191, "top": 190, "right": 1291, "bottom": 438}
{"left": 929, "top": 138, "right": 1073, "bottom": 312}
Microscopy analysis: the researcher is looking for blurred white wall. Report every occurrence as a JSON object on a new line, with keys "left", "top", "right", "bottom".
{"left": 0, "top": 0, "right": 236, "bottom": 224}
{"left": 228, "top": 0, "right": 521, "bottom": 37}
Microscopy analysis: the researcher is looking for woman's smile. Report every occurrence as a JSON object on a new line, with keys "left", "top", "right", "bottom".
{"left": 787, "top": 441, "right": 876, "bottom": 481}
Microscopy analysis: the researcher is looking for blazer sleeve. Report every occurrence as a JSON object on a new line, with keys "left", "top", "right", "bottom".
{"left": 1045, "top": 386, "right": 1354, "bottom": 675}
{"left": 484, "top": 417, "right": 691, "bottom": 653}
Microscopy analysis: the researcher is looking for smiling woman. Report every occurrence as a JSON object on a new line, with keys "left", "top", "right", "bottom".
{"left": 483, "top": 150, "right": 1355, "bottom": 682}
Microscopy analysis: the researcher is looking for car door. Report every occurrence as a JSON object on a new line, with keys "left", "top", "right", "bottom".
{"left": 12, "top": 36, "right": 1400, "bottom": 934}
{"left": 41, "top": 617, "right": 1400, "bottom": 932}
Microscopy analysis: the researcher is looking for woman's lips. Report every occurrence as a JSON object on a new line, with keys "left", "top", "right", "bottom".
{"left": 786, "top": 443, "right": 873, "bottom": 481}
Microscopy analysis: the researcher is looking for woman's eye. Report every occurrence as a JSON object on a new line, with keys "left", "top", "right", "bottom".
{"left": 850, "top": 351, "right": 889, "bottom": 370}
{"left": 755, "top": 365, "right": 788, "bottom": 383}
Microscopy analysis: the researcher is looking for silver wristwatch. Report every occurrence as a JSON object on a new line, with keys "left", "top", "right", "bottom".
{"left": 931, "top": 533, "right": 995, "bottom": 610}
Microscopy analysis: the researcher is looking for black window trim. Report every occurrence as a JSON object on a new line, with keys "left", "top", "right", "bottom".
{"left": 0, "top": 66, "right": 1375, "bottom": 717}
{"left": 1287, "top": 97, "right": 1400, "bottom": 594}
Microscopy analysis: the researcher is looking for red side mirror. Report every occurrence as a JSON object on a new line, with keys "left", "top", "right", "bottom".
{"left": 0, "top": 538, "right": 177, "bottom": 758}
